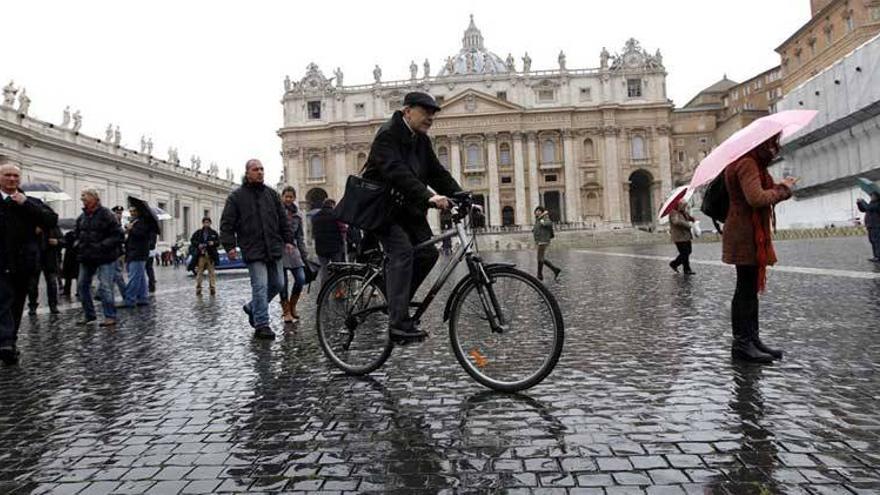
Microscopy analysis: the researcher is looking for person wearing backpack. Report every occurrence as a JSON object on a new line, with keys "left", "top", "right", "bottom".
{"left": 722, "top": 135, "right": 797, "bottom": 363}
{"left": 533, "top": 206, "right": 562, "bottom": 281}
{"left": 668, "top": 201, "right": 696, "bottom": 275}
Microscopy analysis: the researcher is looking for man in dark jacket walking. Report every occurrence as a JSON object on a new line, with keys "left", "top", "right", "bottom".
{"left": 857, "top": 192, "right": 880, "bottom": 262}
{"left": 27, "top": 223, "right": 63, "bottom": 315}
{"left": 362, "top": 92, "right": 461, "bottom": 342}
{"left": 75, "top": 188, "right": 125, "bottom": 327}
{"left": 221, "top": 159, "right": 294, "bottom": 339}
{"left": 191, "top": 217, "right": 220, "bottom": 295}
{"left": 1, "top": 158, "right": 59, "bottom": 364}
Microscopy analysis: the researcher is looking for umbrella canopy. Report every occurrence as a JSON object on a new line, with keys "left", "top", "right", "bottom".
{"left": 127, "top": 196, "right": 161, "bottom": 230}
{"left": 856, "top": 177, "right": 880, "bottom": 196}
{"left": 688, "top": 110, "right": 818, "bottom": 190}
{"left": 658, "top": 185, "right": 692, "bottom": 221}
{"left": 20, "top": 182, "right": 72, "bottom": 202}
{"left": 122, "top": 206, "right": 171, "bottom": 221}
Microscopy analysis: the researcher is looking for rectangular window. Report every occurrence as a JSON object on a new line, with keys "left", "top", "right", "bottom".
{"left": 467, "top": 176, "right": 482, "bottom": 187}
{"left": 544, "top": 174, "right": 558, "bottom": 183}
{"left": 435, "top": 96, "right": 445, "bottom": 105}
{"left": 846, "top": 16, "right": 854, "bottom": 33}
{"left": 307, "top": 101, "right": 321, "bottom": 119}
{"left": 677, "top": 150, "right": 685, "bottom": 163}
{"left": 354, "top": 103, "right": 365, "bottom": 117}
{"left": 501, "top": 176, "right": 512, "bottom": 184}
{"left": 203, "top": 209, "right": 210, "bottom": 220}
{"left": 873, "top": 7, "right": 880, "bottom": 21}
{"left": 579, "top": 87, "right": 592, "bottom": 101}
{"left": 537, "top": 89, "right": 555, "bottom": 102}
{"left": 825, "top": 28, "right": 833, "bottom": 45}
{"left": 626, "top": 79, "right": 642, "bottom": 98}
{"left": 699, "top": 137, "right": 708, "bottom": 144}
{"left": 496, "top": 91, "right": 507, "bottom": 101}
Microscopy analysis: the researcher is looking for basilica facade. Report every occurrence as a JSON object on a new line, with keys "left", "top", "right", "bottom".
{"left": 279, "top": 17, "right": 674, "bottom": 228}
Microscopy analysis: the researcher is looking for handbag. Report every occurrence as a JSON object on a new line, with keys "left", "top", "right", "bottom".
{"left": 334, "top": 175, "right": 391, "bottom": 231}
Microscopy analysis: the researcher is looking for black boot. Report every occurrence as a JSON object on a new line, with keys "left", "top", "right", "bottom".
{"left": 747, "top": 301, "right": 782, "bottom": 359}
{"left": 537, "top": 261, "right": 544, "bottom": 281}
{"left": 544, "top": 260, "right": 562, "bottom": 280}
{"left": 731, "top": 301, "right": 773, "bottom": 363}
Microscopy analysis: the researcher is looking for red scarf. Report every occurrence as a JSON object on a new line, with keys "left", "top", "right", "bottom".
{"left": 752, "top": 166, "right": 776, "bottom": 293}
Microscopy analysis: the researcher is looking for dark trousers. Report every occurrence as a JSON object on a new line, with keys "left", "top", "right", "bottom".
{"left": 732, "top": 265, "right": 759, "bottom": 340}
{"left": 27, "top": 268, "right": 59, "bottom": 311}
{"left": 536, "top": 243, "right": 560, "bottom": 278}
{"left": 375, "top": 218, "right": 438, "bottom": 330}
{"left": 671, "top": 241, "right": 693, "bottom": 272}
{"left": 146, "top": 257, "right": 156, "bottom": 292}
{"left": 0, "top": 273, "right": 29, "bottom": 349}
{"left": 868, "top": 228, "right": 880, "bottom": 260}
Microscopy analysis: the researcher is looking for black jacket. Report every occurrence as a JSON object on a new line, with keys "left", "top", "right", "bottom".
{"left": 190, "top": 227, "right": 220, "bottom": 265}
{"left": 858, "top": 198, "right": 880, "bottom": 229}
{"left": 75, "top": 205, "right": 125, "bottom": 267}
{"left": 124, "top": 218, "right": 156, "bottom": 262}
{"left": 0, "top": 192, "right": 58, "bottom": 277}
{"left": 38, "top": 225, "right": 64, "bottom": 273}
{"left": 362, "top": 111, "right": 461, "bottom": 220}
{"left": 220, "top": 181, "right": 294, "bottom": 262}
{"left": 312, "top": 206, "right": 344, "bottom": 257}
{"left": 62, "top": 230, "right": 79, "bottom": 279}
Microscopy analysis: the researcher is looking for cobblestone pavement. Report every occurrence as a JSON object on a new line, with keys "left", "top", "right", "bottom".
{"left": 2, "top": 238, "right": 879, "bottom": 494}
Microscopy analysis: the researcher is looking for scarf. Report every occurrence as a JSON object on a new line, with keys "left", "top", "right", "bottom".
{"left": 752, "top": 165, "right": 776, "bottom": 293}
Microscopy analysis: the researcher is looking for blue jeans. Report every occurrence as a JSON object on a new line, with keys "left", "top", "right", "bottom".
{"left": 114, "top": 259, "right": 126, "bottom": 296}
{"left": 79, "top": 262, "right": 117, "bottom": 320}
{"left": 246, "top": 259, "right": 284, "bottom": 327}
{"left": 284, "top": 266, "right": 306, "bottom": 297}
{"left": 124, "top": 260, "right": 148, "bottom": 306}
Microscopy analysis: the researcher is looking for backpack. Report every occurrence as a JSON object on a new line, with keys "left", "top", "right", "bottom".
{"left": 700, "top": 172, "right": 729, "bottom": 234}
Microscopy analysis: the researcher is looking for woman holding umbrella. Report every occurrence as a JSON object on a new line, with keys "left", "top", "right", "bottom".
{"left": 122, "top": 197, "right": 159, "bottom": 308}
{"left": 855, "top": 180, "right": 880, "bottom": 262}
{"left": 722, "top": 134, "right": 797, "bottom": 363}
{"left": 668, "top": 201, "right": 696, "bottom": 275}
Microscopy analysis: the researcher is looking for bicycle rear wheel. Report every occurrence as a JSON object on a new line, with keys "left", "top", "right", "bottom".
{"left": 316, "top": 269, "right": 393, "bottom": 375}
{"left": 449, "top": 265, "right": 564, "bottom": 392}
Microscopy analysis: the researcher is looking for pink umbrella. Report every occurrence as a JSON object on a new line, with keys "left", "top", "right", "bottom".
{"left": 658, "top": 185, "right": 691, "bottom": 221}
{"left": 688, "top": 110, "right": 817, "bottom": 190}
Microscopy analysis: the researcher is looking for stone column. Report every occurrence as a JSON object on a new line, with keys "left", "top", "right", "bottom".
{"left": 656, "top": 125, "right": 673, "bottom": 202}
{"left": 562, "top": 130, "right": 580, "bottom": 223}
{"left": 526, "top": 132, "right": 541, "bottom": 213}
{"left": 333, "top": 144, "right": 347, "bottom": 200}
{"left": 485, "top": 133, "right": 501, "bottom": 227}
{"left": 449, "top": 135, "right": 462, "bottom": 184}
{"left": 285, "top": 148, "right": 301, "bottom": 195}
{"left": 512, "top": 132, "right": 527, "bottom": 225}
{"left": 602, "top": 126, "right": 623, "bottom": 223}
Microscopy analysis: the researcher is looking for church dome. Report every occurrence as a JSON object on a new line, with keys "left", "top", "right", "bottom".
{"left": 437, "top": 15, "right": 510, "bottom": 77}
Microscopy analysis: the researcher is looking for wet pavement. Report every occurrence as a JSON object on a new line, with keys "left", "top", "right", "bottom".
{"left": 2, "top": 237, "right": 879, "bottom": 494}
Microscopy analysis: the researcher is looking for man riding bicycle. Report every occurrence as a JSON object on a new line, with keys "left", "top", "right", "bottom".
{"left": 362, "top": 91, "right": 462, "bottom": 343}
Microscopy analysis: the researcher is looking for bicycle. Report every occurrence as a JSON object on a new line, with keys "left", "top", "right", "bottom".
{"left": 315, "top": 192, "right": 565, "bottom": 392}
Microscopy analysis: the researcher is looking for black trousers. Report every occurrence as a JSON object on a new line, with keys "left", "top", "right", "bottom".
{"left": 732, "top": 265, "right": 759, "bottom": 339}
{"left": 374, "top": 217, "right": 438, "bottom": 330}
{"left": 0, "top": 272, "right": 29, "bottom": 349}
{"left": 27, "top": 268, "right": 59, "bottom": 310}
{"left": 146, "top": 257, "right": 156, "bottom": 292}
{"left": 671, "top": 241, "right": 693, "bottom": 272}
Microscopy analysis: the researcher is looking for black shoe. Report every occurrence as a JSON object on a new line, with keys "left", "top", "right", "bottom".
{"left": 683, "top": 269, "right": 696, "bottom": 275}
{"left": 243, "top": 304, "right": 255, "bottom": 328}
{"left": 254, "top": 326, "right": 275, "bottom": 340}
{"left": 27, "top": 307, "right": 37, "bottom": 316}
{"left": 390, "top": 326, "right": 427, "bottom": 345}
{"left": 0, "top": 347, "right": 20, "bottom": 365}
{"left": 78, "top": 318, "right": 97, "bottom": 325}
{"left": 731, "top": 340, "right": 774, "bottom": 364}
{"left": 669, "top": 261, "right": 679, "bottom": 273}
{"left": 49, "top": 306, "right": 60, "bottom": 315}
{"left": 552, "top": 267, "right": 562, "bottom": 280}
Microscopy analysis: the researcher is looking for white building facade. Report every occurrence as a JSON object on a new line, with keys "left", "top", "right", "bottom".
{"left": 279, "top": 17, "right": 674, "bottom": 228}
{"left": 0, "top": 89, "right": 235, "bottom": 247}
{"left": 774, "top": 33, "right": 880, "bottom": 228}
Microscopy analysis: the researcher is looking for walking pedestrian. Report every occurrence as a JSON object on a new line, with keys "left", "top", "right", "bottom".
{"left": 146, "top": 233, "right": 158, "bottom": 293}
{"left": 668, "top": 201, "right": 696, "bottom": 275}
{"left": 279, "top": 187, "right": 307, "bottom": 323}
{"left": 532, "top": 206, "right": 562, "bottom": 281}
{"left": 361, "top": 91, "right": 462, "bottom": 343}
{"left": 110, "top": 205, "right": 127, "bottom": 297}
{"left": 220, "top": 159, "right": 295, "bottom": 339}
{"left": 311, "top": 199, "right": 345, "bottom": 285}
{"left": 722, "top": 135, "right": 797, "bottom": 363}
{"left": 190, "top": 217, "right": 219, "bottom": 296}
{"left": 0, "top": 157, "right": 58, "bottom": 365}
{"left": 61, "top": 229, "right": 79, "bottom": 297}
{"left": 856, "top": 192, "right": 880, "bottom": 262}
{"left": 122, "top": 204, "right": 156, "bottom": 308}
{"left": 27, "top": 223, "right": 63, "bottom": 315}
{"left": 75, "top": 189, "right": 125, "bottom": 327}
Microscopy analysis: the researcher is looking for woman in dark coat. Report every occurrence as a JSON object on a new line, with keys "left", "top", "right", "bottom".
{"left": 279, "top": 186, "right": 307, "bottom": 323}
{"left": 61, "top": 230, "right": 79, "bottom": 297}
{"left": 722, "top": 134, "right": 797, "bottom": 363}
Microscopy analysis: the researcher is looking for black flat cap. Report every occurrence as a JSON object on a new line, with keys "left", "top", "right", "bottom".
{"left": 403, "top": 92, "right": 441, "bottom": 112}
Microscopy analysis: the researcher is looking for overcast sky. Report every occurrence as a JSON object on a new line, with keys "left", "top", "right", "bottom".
{"left": 3, "top": 0, "right": 809, "bottom": 182}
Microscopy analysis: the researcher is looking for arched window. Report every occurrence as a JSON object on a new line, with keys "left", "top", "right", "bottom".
{"left": 541, "top": 139, "right": 556, "bottom": 163}
{"left": 437, "top": 146, "right": 449, "bottom": 168}
{"left": 309, "top": 155, "right": 324, "bottom": 178}
{"left": 631, "top": 136, "right": 646, "bottom": 160}
{"left": 499, "top": 143, "right": 511, "bottom": 166}
{"left": 583, "top": 139, "right": 594, "bottom": 161}
{"left": 466, "top": 144, "right": 481, "bottom": 168}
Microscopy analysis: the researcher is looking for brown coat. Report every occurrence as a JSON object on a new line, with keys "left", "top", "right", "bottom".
{"left": 669, "top": 209, "right": 693, "bottom": 243}
{"left": 721, "top": 156, "right": 792, "bottom": 265}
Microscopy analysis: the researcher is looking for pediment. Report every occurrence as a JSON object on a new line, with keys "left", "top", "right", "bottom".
{"left": 439, "top": 89, "right": 523, "bottom": 115}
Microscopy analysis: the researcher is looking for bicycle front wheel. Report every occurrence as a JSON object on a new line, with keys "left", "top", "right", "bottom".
{"left": 316, "top": 270, "right": 393, "bottom": 375}
{"left": 449, "top": 265, "right": 564, "bottom": 392}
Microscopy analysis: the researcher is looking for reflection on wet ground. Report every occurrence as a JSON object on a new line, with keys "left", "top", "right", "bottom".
{"left": 1, "top": 238, "right": 878, "bottom": 493}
